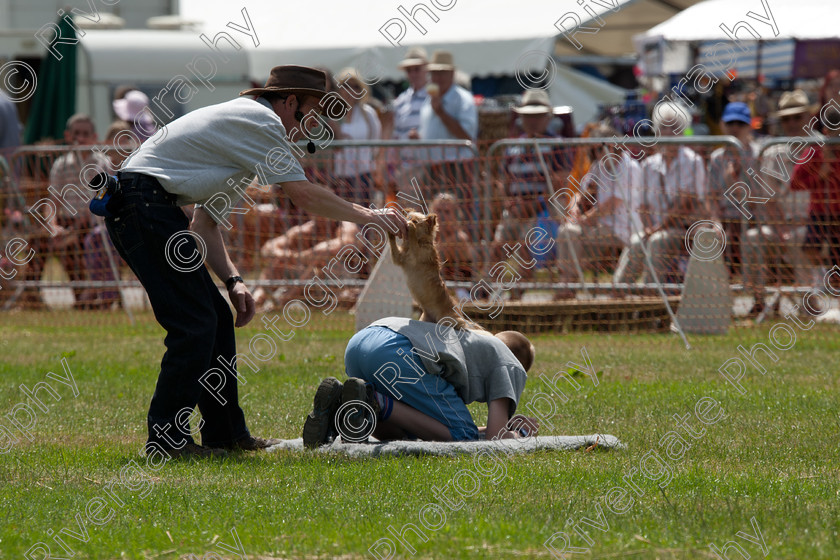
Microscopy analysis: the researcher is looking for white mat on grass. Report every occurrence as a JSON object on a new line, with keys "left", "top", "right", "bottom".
{"left": 267, "top": 434, "right": 623, "bottom": 458}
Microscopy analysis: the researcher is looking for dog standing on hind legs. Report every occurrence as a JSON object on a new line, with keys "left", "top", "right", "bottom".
{"left": 388, "top": 211, "right": 484, "bottom": 331}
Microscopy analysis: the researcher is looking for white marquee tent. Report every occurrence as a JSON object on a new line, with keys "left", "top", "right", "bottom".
{"left": 176, "top": 0, "right": 632, "bottom": 124}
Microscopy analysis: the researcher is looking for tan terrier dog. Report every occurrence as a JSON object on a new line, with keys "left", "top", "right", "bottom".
{"left": 388, "top": 211, "right": 483, "bottom": 331}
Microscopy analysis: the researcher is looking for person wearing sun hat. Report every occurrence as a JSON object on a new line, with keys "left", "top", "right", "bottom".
{"left": 389, "top": 47, "right": 430, "bottom": 196}
{"left": 107, "top": 65, "right": 407, "bottom": 460}
{"left": 393, "top": 47, "right": 429, "bottom": 142}
{"left": 790, "top": 89, "right": 840, "bottom": 294}
{"left": 742, "top": 89, "right": 818, "bottom": 317}
{"left": 418, "top": 50, "right": 477, "bottom": 161}
{"left": 492, "top": 89, "right": 574, "bottom": 298}
{"left": 707, "top": 101, "right": 762, "bottom": 277}
{"left": 112, "top": 90, "right": 157, "bottom": 142}
{"left": 416, "top": 50, "right": 478, "bottom": 207}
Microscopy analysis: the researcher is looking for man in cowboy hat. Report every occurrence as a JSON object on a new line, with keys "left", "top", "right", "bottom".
{"left": 109, "top": 65, "right": 407, "bottom": 459}
{"left": 418, "top": 50, "right": 477, "bottom": 163}
{"left": 393, "top": 47, "right": 429, "bottom": 143}
{"left": 743, "top": 90, "right": 817, "bottom": 317}
{"left": 493, "top": 89, "right": 573, "bottom": 298}
{"left": 388, "top": 47, "right": 430, "bottom": 196}
{"left": 416, "top": 50, "right": 478, "bottom": 208}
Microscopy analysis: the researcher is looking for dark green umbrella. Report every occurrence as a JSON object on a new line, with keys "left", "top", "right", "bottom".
{"left": 23, "top": 15, "right": 77, "bottom": 144}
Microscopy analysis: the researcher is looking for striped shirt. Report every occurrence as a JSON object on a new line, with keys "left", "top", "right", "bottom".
{"left": 392, "top": 86, "right": 428, "bottom": 140}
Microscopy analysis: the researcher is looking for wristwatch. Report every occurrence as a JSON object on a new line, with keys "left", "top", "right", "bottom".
{"left": 225, "top": 275, "right": 244, "bottom": 291}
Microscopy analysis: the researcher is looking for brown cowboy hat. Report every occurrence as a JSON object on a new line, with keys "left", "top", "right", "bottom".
{"left": 240, "top": 65, "right": 330, "bottom": 100}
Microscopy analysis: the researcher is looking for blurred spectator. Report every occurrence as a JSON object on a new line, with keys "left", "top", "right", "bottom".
{"left": 78, "top": 122, "right": 144, "bottom": 309}
{"left": 430, "top": 193, "right": 477, "bottom": 300}
{"left": 0, "top": 154, "right": 22, "bottom": 306}
{"left": 790, "top": 102, "right": 840, "bottom": 274}
{"left": 419, "top": 50, "right": 477, "bottom": 156}
{"left": 112, "top": 90, "right": 157, "bottom": 143}
{"left": 391, "top": 47, "right": 429, "bottom": 197}
{"left": 418, "top": 51, "right": 478, "bottom": 200}
{"left": 103, "top": 120, "right": 140, "bottom": 171}
{"left": 707, "top": 101, "right": 761, "bottom": 274}
{"left": 82, "top": 222, "right": 121, "bottom": 309}
{"left": 819, "top": 69, "right": 840, "bottom": 107}
{"left": 615, "top": 101, "right": 706, "bottom": 284}
{"left": 0, "top": 207, "right": 24, "bottom": 307}
{"left": 333, "top": 67, "right": 382, "bottom": 206}
{"left": 493, "top": 89, "right": 571, "bottom": 297}
{"left": 112, "top": 84, "right": 137, "bottom": 105}
{"left": 28, "top": 114, "right": 111, "bottom": 308}
{"left": 556, "top": 123, "right": 642, "bottom": 297}
{"left": 0, "top": 90, "right": 21, "bottom": 160}
{"left": 393, "top": 47, "right": 429, "bottom": 142}
{"left": 743, "top": 90, "right": 816, "bottom": 316}
{"left": 253, "top": 217, "right": 362, "bottom": 310}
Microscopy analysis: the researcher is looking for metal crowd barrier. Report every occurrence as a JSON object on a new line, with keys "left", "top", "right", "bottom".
{"left": 7, "top": 135, "right": 835, "bottom": 334}
{"left": 1, "top": 141, "right": 483, "bottom": 321}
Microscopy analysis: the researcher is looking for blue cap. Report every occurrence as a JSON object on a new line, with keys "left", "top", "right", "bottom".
{"left": 722, "top": 102, "right": 752, "bottom": 124}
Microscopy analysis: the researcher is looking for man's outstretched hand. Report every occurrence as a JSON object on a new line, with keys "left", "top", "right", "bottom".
{"left": 371, "top": 207, "right": 408, "bottom": 239}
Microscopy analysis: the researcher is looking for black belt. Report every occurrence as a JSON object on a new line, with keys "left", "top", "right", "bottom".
{"left": 115, "top": 171, "right": 179, "bottom": 205}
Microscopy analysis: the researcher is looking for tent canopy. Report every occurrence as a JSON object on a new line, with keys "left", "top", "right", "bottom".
{"left": 636, "top": 0, "right": 839, "bottom": 44}
{"left": 179, "top": 0, "right": 559, "bottom": 80}
{"left": 634, "top": 0, "right": 840, "bottom": 77}
{"left": 174, "top": 0, "right": 647, "bottom": 125}
{"left": 74, "top": 0, "right": 715, "bottom": 129}
{"left": 179, "top": 0, "right": 703, "bottom": 78}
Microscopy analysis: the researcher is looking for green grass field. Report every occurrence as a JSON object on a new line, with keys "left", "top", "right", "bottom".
{"left": 0, "top": 311, "right": 837, "bottom": 559}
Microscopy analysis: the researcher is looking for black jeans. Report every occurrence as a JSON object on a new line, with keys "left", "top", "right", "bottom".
{"left": 106, "top": 172, "right": 249, "bottom": 450}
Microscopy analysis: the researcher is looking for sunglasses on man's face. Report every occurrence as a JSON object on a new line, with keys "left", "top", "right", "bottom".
{"left": 780, "top": 114, "right": 804, "bottom": 123}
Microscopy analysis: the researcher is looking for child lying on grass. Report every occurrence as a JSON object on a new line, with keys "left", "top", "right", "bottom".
{"left": 303, "top": 317, "right": 539, "bottom": 447}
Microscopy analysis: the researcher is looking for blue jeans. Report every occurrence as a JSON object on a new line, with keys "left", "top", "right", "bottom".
{"left": 345, "top": 326, "right": 479, "bottom": 441}
{"left": 106, "top": 172, "right": 249, "bottom": 450}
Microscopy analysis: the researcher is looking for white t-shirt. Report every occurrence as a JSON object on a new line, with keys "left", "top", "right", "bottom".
{"left": 641, "top": 146, "right": 706, "bottom": 229}
{"left": 334, "top": 103, "right": 381, "bottom": 178}
{"left": 579, "top": 151, "right": 643, "bottom": 244}
{"left": 123, "top": 97, "right": 306, "bottom": 208}
{"left": 707, "top": 140, "right": 760, "bottom": 220}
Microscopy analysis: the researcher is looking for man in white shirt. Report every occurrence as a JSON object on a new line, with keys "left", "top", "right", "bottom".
{"left": 418, "top": 51, "right": 478, "bottom": 201}
{"left": 392, "top": 47, "right": 429, "bottom": 143}
{"left": 614, "top": 102, "right": 706, "bottom": 284}
{"left": 556, "top": 123, "right": 642, "bottom": 292}
{"left": 111, "top": 65, "right": 407, "bottom": 459}
{"left": 390, "top": 47, "right": 429, "bottom": 196}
